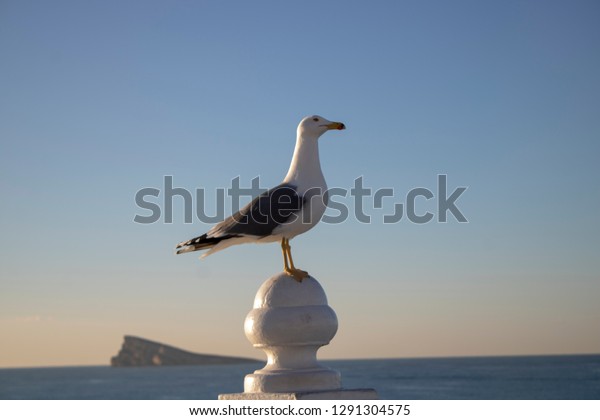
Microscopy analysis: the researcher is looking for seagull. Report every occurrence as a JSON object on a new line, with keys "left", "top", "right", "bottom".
{"left": 175, "top": 115, "right": 346, "bottom": 281}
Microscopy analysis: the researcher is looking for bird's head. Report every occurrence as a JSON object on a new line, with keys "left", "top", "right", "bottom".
{"left": 297, "top": 115, "right": 346, "bottom": 139}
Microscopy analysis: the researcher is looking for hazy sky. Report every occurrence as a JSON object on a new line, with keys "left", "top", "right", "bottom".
{"left": 1, "top": 0, "right": 599, "bottom": 368}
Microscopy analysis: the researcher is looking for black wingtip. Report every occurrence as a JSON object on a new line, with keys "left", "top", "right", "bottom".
{"left": 175, "top": 233, "right": 240, "bottom": 255}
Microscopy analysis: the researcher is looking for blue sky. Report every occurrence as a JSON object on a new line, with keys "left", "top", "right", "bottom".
{"left": 1, "top": 0, "right": 599, "bottom": 367}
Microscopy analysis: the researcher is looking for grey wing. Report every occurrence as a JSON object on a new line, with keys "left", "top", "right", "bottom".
{"left": 207, "top": 183, "right": 303, "bottom": 238}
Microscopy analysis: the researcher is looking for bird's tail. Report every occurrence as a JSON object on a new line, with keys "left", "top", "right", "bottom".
{"left": 175, "top": 234, "right": 234, "bottom": 255}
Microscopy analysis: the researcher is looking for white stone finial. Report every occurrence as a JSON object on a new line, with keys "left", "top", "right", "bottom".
{"left": 243, "top": 272, "right": 341, "bottom": 393}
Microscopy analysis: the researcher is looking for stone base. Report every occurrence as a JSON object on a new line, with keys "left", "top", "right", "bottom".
{"left": 245, "top": 367, "right": 341, "bottom": 393}
{"left": 219, "top": 388, "right": 379, "bottom": 400}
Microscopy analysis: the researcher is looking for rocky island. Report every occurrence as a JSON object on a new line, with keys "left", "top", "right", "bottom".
{"left": 111, "top": 335, "right": 260, "bottom": 367}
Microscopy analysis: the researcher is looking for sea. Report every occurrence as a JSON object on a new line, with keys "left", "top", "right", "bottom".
{"left": 1, "top": 355, "right": 599, "bottom": 400}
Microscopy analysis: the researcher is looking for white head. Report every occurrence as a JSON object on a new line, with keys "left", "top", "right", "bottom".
{"left": 297, "top": 115, "right": 346, "bottom": 139}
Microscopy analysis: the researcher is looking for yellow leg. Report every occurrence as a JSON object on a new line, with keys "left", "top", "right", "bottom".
{"left": 282, "top": 238, "right": 308, "bottom": 282}
{"left": 281, "top": 238, "right": 290, "bottom": 272}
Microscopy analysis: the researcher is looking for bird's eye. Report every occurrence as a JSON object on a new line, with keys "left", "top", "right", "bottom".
{"left": 312, "top": 117, "right": 319, "bottom": 122}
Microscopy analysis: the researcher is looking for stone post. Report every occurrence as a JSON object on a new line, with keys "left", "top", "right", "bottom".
{"left": 219, "top": 273, "right": 378, "bottom": 400}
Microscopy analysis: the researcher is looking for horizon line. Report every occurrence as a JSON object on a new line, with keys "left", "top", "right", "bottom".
{"left": 2, "top": 351, "right": 599, "bottom": 370}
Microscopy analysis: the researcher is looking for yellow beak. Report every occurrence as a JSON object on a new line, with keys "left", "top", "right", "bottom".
{"left": 326, "top": 121, "right": 346, "bottom": 130}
